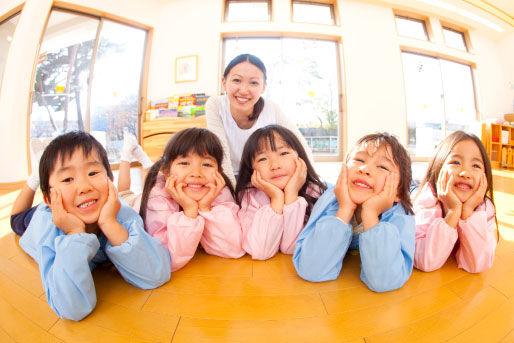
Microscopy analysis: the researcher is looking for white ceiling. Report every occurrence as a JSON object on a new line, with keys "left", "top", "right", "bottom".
{"left": 487, "top": 0, "right": 514, "bottom": 18}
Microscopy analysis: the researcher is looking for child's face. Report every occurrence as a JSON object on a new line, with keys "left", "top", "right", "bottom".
{"left": 46, "top": 149, "right": 109, "bottom": 224}
{"left": 168, "top": 152, "right": 218, "bottom": 201}
{"left": 441, "top": 139, "right": 485, "bottom": 203}
{"left": 252, "top": 134, "right": 298, "bottom": 190}
{"left": 346, "top": 143, "right": 399, "bottom": 205}
{"left": 222, "top": 61, "right": 266, "bottom": 116}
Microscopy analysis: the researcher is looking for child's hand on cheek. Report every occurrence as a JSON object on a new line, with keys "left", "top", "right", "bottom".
{"left": 165, "top": 175, "right": 198, "bottom": 218}
{"left": 98, "top": 180, "right": 121, "bottom": 229}
{"left": 361, "top": 171, "right": 399, "bottom": 230}
{"left": 98, "top": 180, "right": 128, "bottom": 246}
{"left": 252, "top": 170, "right": 284, "bottom": 214}
{"left": 436, "top": 168, "right": 462, "bottom": 227}
{"left": 49, "top": 188, "right": 85, "bottom": 235}
{"left": 461, "top": 172, "right": 487, "bottom": 220}
{"left": 334, "top": 163, "right": 356, "bottom": 224}
{"left": 284, "top": 157, "right": 307, "bottom": 205}
{"left": 198, "top": 171, "right": 225, "bottom": 212}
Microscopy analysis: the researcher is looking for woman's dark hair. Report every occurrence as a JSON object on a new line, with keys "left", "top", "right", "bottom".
{"left": 39, "top": 131, "right": 113, "bottom": 200}
{"left": 418, "top": 130, "right": 495, "bottom": 210}
{"left": 139, "top": 128, "right": 235, "bottom": 222}
{"left": 235, "top": 125, "right": 326, "bottom": 219}
{"left": 223, "top": 53, "right": 267, "bottom": 121}
{"left": 346, "top": 132, "right": 413, "bottom": 214}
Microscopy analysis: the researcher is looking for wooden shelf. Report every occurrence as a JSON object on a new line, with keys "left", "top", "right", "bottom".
{"left": 482, "top": 123, "right": 514, "bottom": 169}
{"left": 141, "top": 116, "right": 207, "bottom": 162}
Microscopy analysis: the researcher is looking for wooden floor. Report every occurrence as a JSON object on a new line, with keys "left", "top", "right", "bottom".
{"left": 0, "top": 169, "right": 513, "bottom": 342}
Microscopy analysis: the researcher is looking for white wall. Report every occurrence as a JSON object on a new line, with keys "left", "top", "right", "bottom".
{"left": 0, "top": 0, "right": 512, "bottom": 182}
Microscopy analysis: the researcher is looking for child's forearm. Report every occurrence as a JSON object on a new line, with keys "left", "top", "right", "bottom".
{"left": 101, "top": 221, "right": 129, "bottom": 246}
{"left": 11, "top": 184, "right": 36, "bottom": 216}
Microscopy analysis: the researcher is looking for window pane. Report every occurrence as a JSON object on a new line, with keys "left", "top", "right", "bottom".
{"left": 226, "top": 1, "right": 269, "bottom": 21}
{"left": 402, "top": 52, "right": 444, "bottom": 156}
{"left": 395, "top": 16, "right": 428, "bottom": 40}
{"left": 293, "top": 2, "right": 334, "bottom": 25}
{"left": 440, "top": 59, "right": 476, "bottom": 134}
{"left": 30, "top": 11, "right": 99, "bottom": 147}
{"left": 90, "top": 21, "right": 146, "bottom": 163}
{"left": 0, "top": 13, "right": 20, "bottom": 91}
{"left": 223, "top": 37, "right": 340, "bottom": 156}
{"left": 443, "top": 28, "right": 467, "bottom": 51}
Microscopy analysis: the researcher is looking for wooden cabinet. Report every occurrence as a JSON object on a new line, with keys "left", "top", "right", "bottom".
{"left": 141, "top": 116, "right": 207, "bottom": 162}
{"left": 481, "top": 123, "right": 514, "bottom": 169}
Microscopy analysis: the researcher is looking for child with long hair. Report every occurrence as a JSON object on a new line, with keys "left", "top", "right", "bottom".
{"left": 236, "top": 125, "right": 326, "bottom": 260}
{"left": 139, "top": 128, "right": 245, "bottom": 271}
{"left": 293, "top": 133, "right": 415, "bottom": 292}
{"left": 413, "top": 131, "right": 497, "bottom": 273}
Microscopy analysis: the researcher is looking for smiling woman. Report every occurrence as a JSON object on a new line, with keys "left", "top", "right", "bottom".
{"left": 206, "top": 53, "right": 313, "bottom": 186}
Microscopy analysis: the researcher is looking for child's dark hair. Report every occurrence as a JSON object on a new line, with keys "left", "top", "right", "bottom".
{"left": 347, "top": 132, "right": 413, "bottom": 214}
{"left": 224, "top": 53, "right": 266, "bottom": 121}
{"left": 419, "top": 130, "right": 494, "bottom": 206}
{"left": 235, "top": 125, "right": 326, "bottom": 218}
{"left": 139, "top": 128, "right": 234, "bottom": 222}
{"left": 39, "top": 131, "right": 113, "bottom": 200}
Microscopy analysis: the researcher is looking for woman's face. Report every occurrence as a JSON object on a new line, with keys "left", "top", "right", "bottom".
{"left": 222, "top": 61, "right": 266, "bottom": 117}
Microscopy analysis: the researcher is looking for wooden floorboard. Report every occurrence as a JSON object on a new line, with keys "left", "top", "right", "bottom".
{"left": 0, "top": 168, "right": 512, "bottom": 342}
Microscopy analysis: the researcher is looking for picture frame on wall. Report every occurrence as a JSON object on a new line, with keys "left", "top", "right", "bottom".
{"left": 175, "top": 55, "right": 197, "bottom": 83}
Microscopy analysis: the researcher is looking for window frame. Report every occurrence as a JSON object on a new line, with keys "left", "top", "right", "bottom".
{"left": 291, "top": 0, "right": 336, "bottom": 25}
{"left": 221, "top": 35, "right": 344, "bottom": 161}
{"left": 224, "top": 0, "right": 272, "bottom": 22}
{"left": 441, "top": 25, "right": 470, "bottom": 52}
{"left": 394, "top": 14, "right": 430, "bottom": 41}
{"left": 401, "top": 51, "right": 479, "bottom": 159}
{"left": 28, "top": 6, "right": 151, "bottom": 168}
{"left": 0, "top": 8, "right": 22, "bottom": 94}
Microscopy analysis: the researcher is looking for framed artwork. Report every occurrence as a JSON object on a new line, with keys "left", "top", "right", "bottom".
{"left": 175, "top": 55, "right": 197, "bottom": 83}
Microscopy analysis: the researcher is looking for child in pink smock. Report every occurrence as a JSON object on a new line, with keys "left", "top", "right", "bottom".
{"left": 413, "top": 131, "right": 497, "bottom": 273}
{"left": 138, "top": 128, "right": 245, "bottom": 271}
{"left": 235, "top": 125, "right": 326, "bottom": 260}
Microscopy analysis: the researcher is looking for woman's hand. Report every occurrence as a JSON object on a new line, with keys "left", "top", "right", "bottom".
{"left": 49, "top": 188, "right": 85, "bottom": 235}
{"left": 198, "top": 171, "right": 226, "bottom": 212}
{"left": 252, "top": 170, "right": 284, "bottom": 214}
{"left": 361, "top": 171, "right": 399, "bottom": 230}
{"left": 165, "top": 175, "right": 198, "bottom": 218}
{"left": 436, "top": 168, "right": 462, "bottom": 228}
{"left": 334, "top": 163, "right": 356, "bottom": 224}
{"left": 284, "top": 157, "right": 307, "bottom": 205}
{"left": 461, "top": 172, "right": 487, "bottom": 220}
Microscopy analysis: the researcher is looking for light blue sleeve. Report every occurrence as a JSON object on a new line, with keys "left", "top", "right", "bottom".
{"left": 105, "top": 201, "right": 171, "bottom": 289}
{"left": 19, "top": 204, "right": 100, "bottom": 321}
{"left": 358, "top": 203, "right": 415, "bottom": 292}
{"left": 293, "top": 187, "right": 353, "bottom": 282}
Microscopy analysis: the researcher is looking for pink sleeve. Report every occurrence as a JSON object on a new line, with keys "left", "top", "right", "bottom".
{"left": 280, "top": 196, "right": 308, "bottom": 254}
{"left": 413, "top": 184, "right": 458, "bottom": 272}
{"left": 238, "top": 188, "right": 283, "bottom": 260}
{"left": 455, "top": 199, "right": 497, "bottom": 273}
{"left": 199, "top": 187, "right": 245, "bottom": 259}
{"left": 144, "top": 185, "right": 204, "bottom": 272}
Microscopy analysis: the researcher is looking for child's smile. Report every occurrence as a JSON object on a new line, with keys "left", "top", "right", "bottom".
{"left": 168, "top": 153, "right": 218, "bottom": 201}
{"left": 347, "top": 143, "right": 399, "bottom": 204}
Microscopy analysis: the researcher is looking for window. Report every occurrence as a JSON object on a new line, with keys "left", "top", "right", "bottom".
{"left": 402, "top": 52, "right": 477, "bottom": 156}
{"left": 223, "top": 37, "right": 341, "bottom": 156}
{"left": 0, "top": 13, "right": 20, "bottom": 91}
{"left": 30, "top": 9, "right": 147, "bottom": 164}
{"left": 292, "top": 1, "right": 335, "bottom": 25}
{"left": 395, "top": 16, "right": 428, "bottom": 40}
{"left": 442, "top": 27, "right": 467, "bottom": 51}
{"left": 225, "top": 1, "right": 271, "bottom": 22}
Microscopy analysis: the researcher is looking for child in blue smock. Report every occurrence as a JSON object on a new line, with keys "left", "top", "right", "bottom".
{"left": 17, "top": 131, "right": 171, "bottom": 321}
{"left": 293, "top": 133, "right": 415, "bottom": 292}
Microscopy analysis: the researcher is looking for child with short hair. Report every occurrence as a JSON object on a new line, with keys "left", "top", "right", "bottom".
{"left": 293, "top": 133, "right": 415, "bottom": 292}
{"left": 17, "top": 131, "right": 171, "bottom": 321}
{"left": 236, "top": 125, "right": 326, "bottom": 260}
{"left": 413, "top": 131, "right": 497, "bottom": 273}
